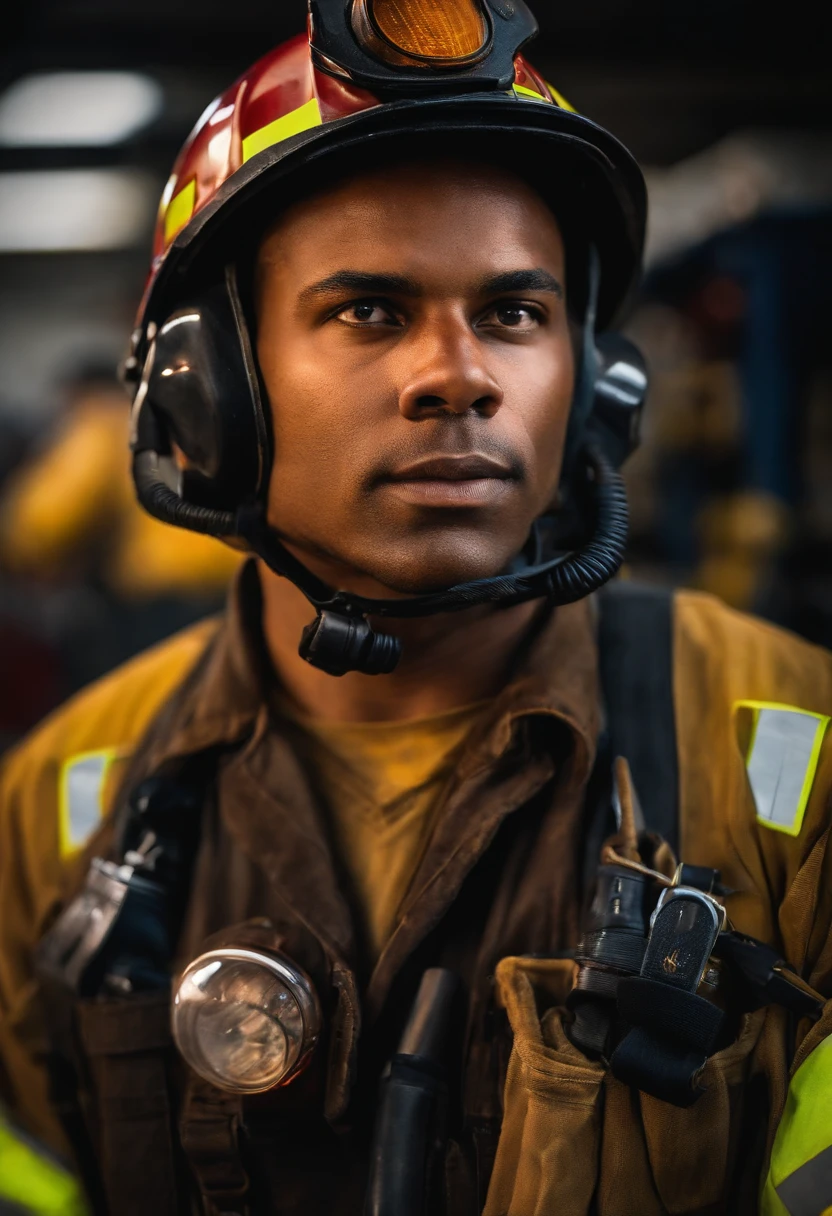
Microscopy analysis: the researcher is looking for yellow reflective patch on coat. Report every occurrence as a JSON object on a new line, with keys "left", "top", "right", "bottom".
{"left": 762, "top": 1033, "right": 832, "bottom": 1215}
{"left": 58, "top": 749, "right": 117, "bottom": 857}
{"left": 736, "top": 701, "right": 830, "bottom": 836}
{"left": 241, "top": 97, "right": 322, "bottom": 164}
{"left": 0, "top": 1115, "right": 88, "bottom": 1214}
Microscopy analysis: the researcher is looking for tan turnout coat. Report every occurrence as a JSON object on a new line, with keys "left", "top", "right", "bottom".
{"left": 1, "top": 565, "right": 832, "bottom": 1214}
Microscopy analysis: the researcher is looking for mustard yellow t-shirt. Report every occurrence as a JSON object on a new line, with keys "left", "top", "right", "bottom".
{"left": 290, "top": 703, "right": 486, "bottom": 959}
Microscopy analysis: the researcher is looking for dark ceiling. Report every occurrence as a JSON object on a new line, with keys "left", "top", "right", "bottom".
{"left": 0, "top": 0, "right": 829, "bottom": 419}
{"left": 3, "top": 0, "right": 831, "bottom": 166}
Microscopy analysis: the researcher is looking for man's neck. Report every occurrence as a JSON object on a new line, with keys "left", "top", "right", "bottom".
{"left": 257, "top": 558, "right": 545, "bottom": 723}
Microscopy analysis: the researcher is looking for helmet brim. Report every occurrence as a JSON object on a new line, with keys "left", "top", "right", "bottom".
{"left": 147, "top": 93, "right": 647, "bottom": 335}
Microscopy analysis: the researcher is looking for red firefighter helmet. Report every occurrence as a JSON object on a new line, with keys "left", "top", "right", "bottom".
{"left": 132, "top": 0, "right": 645, "bottom": 346}
{"left": 127, "top": 0, "right": 648, "bottom": 677}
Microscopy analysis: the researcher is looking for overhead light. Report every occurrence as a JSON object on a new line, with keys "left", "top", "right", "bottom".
{"left": 0, "top": 72, "right": 163, "bottom": 148}
{"left": 644, "top": 132, "right": 832, "bottom": 266}
{"left": 0, "top": 169, "right": 156, "bottom": 252}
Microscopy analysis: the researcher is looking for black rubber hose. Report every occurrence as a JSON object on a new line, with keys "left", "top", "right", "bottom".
{"left": 545, "top": 447, "right": 629, "bottom": 604}
{"left": 133, "top": 451, "right": 236, "bottom": 537}
{"left": 365, "top": 970, "right": 460, "bottom": 1216}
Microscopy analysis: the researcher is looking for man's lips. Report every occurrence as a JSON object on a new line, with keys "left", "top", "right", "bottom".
{"left": 379, "top": 453, "right": 517, "bottom": 507}
{"left": 385, "top": 454, "right": 515, "bottom": 482}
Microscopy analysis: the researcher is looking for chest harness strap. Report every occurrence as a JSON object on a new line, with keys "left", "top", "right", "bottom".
{"left": 37, "top": 756, "right": 252, "bottom": 1215}
{"left": 586, "top": 584, "right": 824, "bottom": 1105}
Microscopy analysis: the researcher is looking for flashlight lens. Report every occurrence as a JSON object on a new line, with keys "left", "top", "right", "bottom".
{"left": 173, "top": 951, "right": 319, "bottom": 1093}
{"left": 368, "top": 0, "right": 487, "bottom": 60}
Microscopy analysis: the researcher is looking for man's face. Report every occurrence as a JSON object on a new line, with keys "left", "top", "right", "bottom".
{"left": 255, "top": 158, "right": 574, "bottom": 596}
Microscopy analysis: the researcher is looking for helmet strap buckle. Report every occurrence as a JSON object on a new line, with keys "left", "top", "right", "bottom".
{"left": 299, "top": 610, "right": 402, "bottom": 677}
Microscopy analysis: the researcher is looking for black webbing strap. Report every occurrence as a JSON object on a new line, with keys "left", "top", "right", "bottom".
{"left": 610, "top": 977, "right": 724, "bottom": 1107}
{"left": 179, "top": 1079, "right": 248, "bottom": 1215}
{"left": 75, "top": 993, "right": 181, "bottom": 1216}
{"left": 40, "top": 721, "right": 244, "bottom": 1215}
{"left": 597, "top": 582, "right": 679, "bottom": 851}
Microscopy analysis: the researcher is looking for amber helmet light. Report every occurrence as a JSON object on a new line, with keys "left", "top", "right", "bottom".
{"left": 350, "top": 0, "right": 492, "bottom": 69}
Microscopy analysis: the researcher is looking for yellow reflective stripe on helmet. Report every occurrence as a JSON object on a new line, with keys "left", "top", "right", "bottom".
{"left": 163, "top": 177, "right": 196, "bottom": 246}
{"left": 0, "top": 1118, "right": 87, "bottom": 1215}
{"left": 736, "top": 700, "right": 830, "bottom": 837}
{"left": 762, "top": 1034, "right": 832, "bottom": 1216}
{"left": 513, "top": 83, "right": 547, "bottom": 102}
{"left": 545, "top": 81, "right": 576, "bottom": 112}
{"left": 58, "top": 749, "right": 117, "bottom": 858}
{"left": 514, "top": 81, "right": 576, "bottom": 112}
{"left": 242, "top": 97, "right": 322, "bottom": 164}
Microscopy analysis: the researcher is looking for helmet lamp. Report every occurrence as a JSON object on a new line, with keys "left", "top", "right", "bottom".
{"left": 172, "top": 947, "right": 321, "bottom": 1094}
{"left": 351, "top": 0, "right": 491, "bottom": 68}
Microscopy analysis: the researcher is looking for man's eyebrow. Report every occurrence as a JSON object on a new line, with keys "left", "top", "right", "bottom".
{"left": 480, "top": 269, "right": 564, "bottom": 298}
{"left": 298, "top": 270, "right": 424, "bottom": 303}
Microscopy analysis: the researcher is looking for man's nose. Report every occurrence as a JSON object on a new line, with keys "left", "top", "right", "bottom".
{"left": 397, "top": 317, "right": 504, "bottom": 420}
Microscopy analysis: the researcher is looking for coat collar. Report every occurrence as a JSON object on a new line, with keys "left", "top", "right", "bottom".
{"left": 140, "top": 560, "right": 601, "bottom": 976}
{"left": 150, "top": 558, "right": 600, "bottom": 779}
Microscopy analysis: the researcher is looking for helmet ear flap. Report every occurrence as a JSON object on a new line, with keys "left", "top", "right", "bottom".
{"left": 563, "top": 245, "right": 647, "bottom": 477}
{"left": 130, "top": 267, "right": 270, "bottom": 532}
{"left": 584, "top": 332, "right": 647, "bottom": 470}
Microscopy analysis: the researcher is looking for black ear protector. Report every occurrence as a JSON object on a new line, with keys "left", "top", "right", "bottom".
{"left": 130, "top": 249, "right": 647, "bottom": 676}
{"left": 131, "top": 266, "right": 270, "bottom": 533}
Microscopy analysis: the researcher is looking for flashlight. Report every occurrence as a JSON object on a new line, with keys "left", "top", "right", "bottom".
{"left": 172, "top": 947, "right": 321, "bottom": 1094}
{"left": 567, "top": 862, "right": 654, "bottom": 1055}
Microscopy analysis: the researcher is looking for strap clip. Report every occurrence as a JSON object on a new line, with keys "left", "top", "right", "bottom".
{"left": 712, "top": 932, "right": 824, "bottom": 1019}
{"left": 610, "top": 887, "right": 727, "bottom": 1106}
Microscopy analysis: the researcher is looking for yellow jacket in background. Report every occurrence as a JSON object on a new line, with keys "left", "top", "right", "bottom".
{"left": 0, "top": 397, "right": 241, "bottom": 597}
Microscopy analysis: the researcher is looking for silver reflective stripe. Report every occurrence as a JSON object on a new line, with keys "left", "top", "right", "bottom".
{"left": 63, "top": 753, "right": 110, "bottom": 851}
{"left": 746, "top": 707, "right": 827, "bottom": 835}
{"left": 776, "top": 1144, "right": 832, "bottom": 1216}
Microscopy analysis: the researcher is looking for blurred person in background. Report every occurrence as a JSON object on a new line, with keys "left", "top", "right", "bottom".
{"left": 644, "top": 208, "right": 832, "bottom": 619}
{"left": 0, "top": 362, "right": 242, "bottom": 697}
{"left": 632, "top": 135, "right": 832, "bottom": 635}
{"left": 0, "top": 398, "right": 79, "bottom": 750}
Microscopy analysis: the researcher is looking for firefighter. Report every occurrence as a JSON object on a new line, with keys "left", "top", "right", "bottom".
{"left": 1, "top": 2, "right": 831, "bottom": 1214}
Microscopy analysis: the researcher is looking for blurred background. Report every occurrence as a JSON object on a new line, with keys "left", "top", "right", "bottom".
{"left": 0, "top": 0, "right": 831, "bottom": 750}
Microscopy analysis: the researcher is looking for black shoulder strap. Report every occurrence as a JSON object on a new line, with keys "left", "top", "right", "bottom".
{"left": 597, "top": 582, "right": 679, "bottom": 851}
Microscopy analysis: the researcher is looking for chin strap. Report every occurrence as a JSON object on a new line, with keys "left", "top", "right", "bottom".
{"left": 135, "top": 443, "right": 629, "bottom": 677}
{"left": 562, "top": 245, "right": 601, "bottom": 475}
{"left": 229, "top": 445, "right": 628, "bottom": 676}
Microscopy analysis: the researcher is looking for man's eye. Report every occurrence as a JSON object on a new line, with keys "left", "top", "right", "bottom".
{"left": 335, "top": 301, "right": 397, "bottom": 326}
{"left": 483, "top": 304, "right": 542, "bottom": 330}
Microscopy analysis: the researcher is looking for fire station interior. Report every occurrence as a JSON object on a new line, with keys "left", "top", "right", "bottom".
{"left": 0, "top": 0, "right": 830, "bottom": 751}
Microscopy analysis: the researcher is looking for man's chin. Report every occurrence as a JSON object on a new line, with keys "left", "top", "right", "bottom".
{"left": 272, "top": 527, "right": 526, "bottom": 598}
{"left": 346, "top": 549, "right": 524, "bottom": 598}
